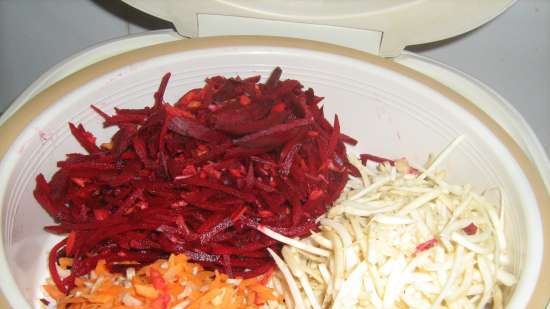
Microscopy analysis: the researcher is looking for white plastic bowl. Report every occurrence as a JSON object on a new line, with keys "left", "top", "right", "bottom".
{"left": 0, "top": 37, "right": 547, "bottom": 309}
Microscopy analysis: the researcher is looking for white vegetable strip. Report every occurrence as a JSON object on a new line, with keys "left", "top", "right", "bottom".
{"left": 363, "top": 274, "right": 383, "bottom": 309}
{"left": 349, "top": 216, "right": 368, "bottom": 259}
{"left": 348, "top": 153, "right": 372, "bottom": 186}
{"left": 484, "top": 201, "right": 507, "bottom": 251}
{"left": 296, "top": 249, "right": 327, "bottom": 263}
{"left": 302, "top": 265, "right": 324, "bottom": 284}
{"left": 496, "top": 269, "right": 517, "bottom": 287}
{"left": 476, "top": 255, "right": 494, "bottom": 309}
{"left": 273, "top": 273, "right": 295, "bottom": 308}
{"left": 328, "top": 230, "right": 345, "bottom": 291}
{"left": 349, "top": 176, "right": 392, "bottom": 200}
{"left": 318, "top": 264, "right": 333, "bottom": 308}
{"left": 417, "top": 135, "right": 464, "bottom": 181}
{"left": 451, "top": 232, "right": 491, "bottom": 254}
{"left": 443, "top": 195, "right": 473, "bottom": 227}
{"left": 402, "top": 287, "right": 430, "bottom": 309}
{"left": 382, "top": 257, "right": 406, "bottom": 308}
{"left": 465, "top": 230, "right": 491, "bottom": 243}
{"left": 318, "top": 263, "right": 330, "bottom": 284}
{"left": 342, "top": 204, "right": 401, "bottom": 217}
{"left": 331, "top": 262, "right": 368, "bottom": 309}
{"left": 321, "top": 219, "right": 358, "bottom": 272}
{"left": 386, "top": 256, "right": 421, "bottom": 309}
{"left": 368, "top": 264, "right": 384, "bottom": 299}
{"left": 282, "top": 247, "right": 322, "bottom": 309}
{"left": 259, "top": 225, "right": 330, "bottom": 257}
{"left": 268, "top": 248, "right": 306, "bottom": 309}
{"left": 415, "top": 281, "right": 440, "bottom": 294}
{"left": 397, "top": 190, "right": 442, "bottom": 215}
{"left": 441, "top": 218, "right": 473, "bottom": 237}
{"left": 367, "top": 223, "right": 377, "bottom": 264}
{"left": 373, "top": 214, "right": 414, "bottom": 225}
{"left": 268, "top": 139, "right": 515, "bottom": 309}
{"left": 320, "top": 220, "right": 352, "bottom": 247}
{"left": 430, "top": 245, "right": 465, "bottom": 309}
{"left": 310, "top": 232, "right": 333, "bottom": 249}
{"left": 467, "top": 284, "right": 484, "bottom": 296}
{"left": 298, "top": 275, "right": 321, "bottom": 309}
{"left": 446, "top": 252, "right": 475, "bottom": 302}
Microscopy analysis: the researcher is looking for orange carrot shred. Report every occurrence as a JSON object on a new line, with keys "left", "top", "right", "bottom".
{"left": 43, "top": 254, "right": 282, "bottom": 309}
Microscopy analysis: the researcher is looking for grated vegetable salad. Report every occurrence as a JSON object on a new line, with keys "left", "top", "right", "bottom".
{"left": 42, "top": 254, "right": 285, "bottom": 309}
{"left": 265, "top": 137, "right": 517, "bottom": 309}
{"left": 37, "top": 67, "right": 519, "bottom": 309}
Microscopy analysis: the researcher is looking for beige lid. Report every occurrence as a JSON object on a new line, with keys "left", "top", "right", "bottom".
{"left": 122, "top": 0, "right": 515, "bottom": 57}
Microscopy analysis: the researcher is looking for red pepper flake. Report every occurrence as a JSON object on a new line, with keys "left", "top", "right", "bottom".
{"left": 176, "top": 88, "right": 201, "bottom": 107}
{"left": 230, "top": 205, "right": 247, "bottom": 223}
{"left": 187, "top": 100, "right": 202, "bottom": 109}
{"left": 239, "top": 95, "right": 252, "bottom": 106}
{"left": 93, "top": 209, "right": 110, "bottom": 221}
{"left": 150, "top": 268, "right": 167, "bottom": 290}
{"left": 70, "top": 177, "right": 87, "bottom": 187}
{"left": 463, "top": 223, "right": 478, "bottom": 235}
{"left": 307, "top": 130, "right": 319, "bottom": 138}
{"left": 151, "top": 294, "right": 170, "bottom": 309}
{"left": 257, "top": 210, "right": 274, "bottom": 217}
{"left": 415, "top": 238, "right": 437, "bottom": 253}
{"left": 271, "top": 102, "right": 286, "bottom": 113}
{"left": 195, "top": 144, "right": 210, "bottom": 157}
{"left": 228, "top": 167, "right": 243, "bottom": 178}
{"left": 309, "top": 189, "right": 324, "bottom": 200}
{"left": 180, "top": 164, "right": 197, "bottom": 178}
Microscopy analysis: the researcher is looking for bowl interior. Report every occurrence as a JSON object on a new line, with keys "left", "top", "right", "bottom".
{"left": 0, "top": 42, "right": 541, "bottom": 308}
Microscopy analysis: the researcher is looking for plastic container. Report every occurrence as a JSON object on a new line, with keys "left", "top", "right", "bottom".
{"left": 0, "top": 37, "right": 547, "bottom": 309}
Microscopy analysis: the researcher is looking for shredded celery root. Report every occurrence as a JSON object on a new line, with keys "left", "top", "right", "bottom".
{"left": 266, "top": 137, "right": 516, "bottom": 309}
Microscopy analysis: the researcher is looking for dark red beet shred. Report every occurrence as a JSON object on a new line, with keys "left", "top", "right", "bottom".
{"left": 34, "top": 67, "right": 356, "bottom": 292}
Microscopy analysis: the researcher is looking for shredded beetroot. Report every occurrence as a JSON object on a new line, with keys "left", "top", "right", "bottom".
{"left": 463, "top": 223, "right": 478, "bottom": 235}
{"left": 359, "top": 153, "right": 419, "bottom": 174}
{"left": 48, "top": 238, "right": 68, "bottom": 293}
{"left": 359, "top": 153, "right": 395, "bottom": 166}
{"left": 35, "top": 68, "right": 355, "bottom": 292}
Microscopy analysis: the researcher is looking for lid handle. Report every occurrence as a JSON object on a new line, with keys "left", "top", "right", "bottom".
{"left": 123, "top": 0, "right": 515, "bottom": 57}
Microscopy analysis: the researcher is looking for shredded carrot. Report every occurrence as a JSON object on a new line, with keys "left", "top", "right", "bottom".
{"left": 43, "top": 284, "right": 64, "bottom": 301}
{"left": 43, "top": 254, "right": 283, "bottom": 309}
{"left": 58, "top": 257, "right": 73, "bottom": 269}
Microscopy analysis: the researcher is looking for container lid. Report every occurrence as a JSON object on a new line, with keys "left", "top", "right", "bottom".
{"left": 122, "top": 0, "right": 515, "bottom": 57}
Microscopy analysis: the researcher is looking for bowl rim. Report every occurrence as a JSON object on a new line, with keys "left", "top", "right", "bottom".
{"left": 0, "top": 35, "right": 547, "bottom": 309}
